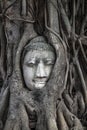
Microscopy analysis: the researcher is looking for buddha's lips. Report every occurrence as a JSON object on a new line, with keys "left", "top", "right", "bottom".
{"left": 33, "top": 80, "right": 46, "bottom": 84}
{"left": 34, "top": 82, "right": 46, "bottom": 88}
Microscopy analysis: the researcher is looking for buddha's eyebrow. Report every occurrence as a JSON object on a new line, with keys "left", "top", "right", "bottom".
{"left": 25, "top": 58, "right": 35, "bottom": 63}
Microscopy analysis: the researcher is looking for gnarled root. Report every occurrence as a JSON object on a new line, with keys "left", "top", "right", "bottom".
{"left": 57, "top": 100, "right": 83, "bottom": 130}
{"left": 4, "top": 97, "right": 31, "bottom": 130}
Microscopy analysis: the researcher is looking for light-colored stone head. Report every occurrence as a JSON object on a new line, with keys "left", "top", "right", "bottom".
{"left": 22, "top": 36, "right": 56, "bottom": 90}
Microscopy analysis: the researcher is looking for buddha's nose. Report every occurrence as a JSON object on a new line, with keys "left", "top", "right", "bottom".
{"left": 35, "top": 61, "right": 47, "bottom": 78}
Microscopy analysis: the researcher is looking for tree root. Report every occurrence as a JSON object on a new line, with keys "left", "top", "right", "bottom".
{"left": 0, "top": 87, "right": 9, "bottom": 118}
{"left": 57, "top": 101, "right": 83, "bottom": 130}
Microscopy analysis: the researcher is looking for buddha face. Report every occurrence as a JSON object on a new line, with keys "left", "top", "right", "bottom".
{"left": 22, "top": 50, "right": 55, "bottom": 89}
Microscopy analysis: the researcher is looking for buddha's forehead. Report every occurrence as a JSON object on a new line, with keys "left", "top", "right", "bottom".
{"left": 22, "top": 36, "right": 56, "bottom": 63}
{"left": 23, "top": 50, "right": 55, "bottom": 62}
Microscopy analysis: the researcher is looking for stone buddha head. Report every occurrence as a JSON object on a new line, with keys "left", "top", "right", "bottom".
{"left": 22, "top": 36, "right": 56, "bottom": 90}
